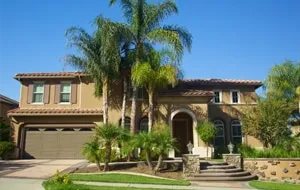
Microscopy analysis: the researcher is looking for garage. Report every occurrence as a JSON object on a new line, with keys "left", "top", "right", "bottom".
{"left": 23, "top": 127, "right": 94, "bottom": 159}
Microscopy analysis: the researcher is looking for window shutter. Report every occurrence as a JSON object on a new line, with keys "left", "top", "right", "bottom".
{"left": 43, "top": 84, "right": 50, "bottom": 104}
{"left": 54, "top": 84, "right": 61, "bottom": 104}
{"left": 71, "top": 83, "right": 77, "bottom": 104}
{"left": 27, "top": 83, "right": 33, "bottom": 104}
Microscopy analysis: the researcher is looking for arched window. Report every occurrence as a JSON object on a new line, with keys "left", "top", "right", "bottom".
{"left": 139, "top": 117, "right": 149, "bottom": 132}
{"left": 231, "top": 120, "right": 242, "bottom": 144}
{"left": 119, "top": 117, "right": 131, "bottom": 131}
{"left": 213, "top": 120, "right": 225, "bottom": 146}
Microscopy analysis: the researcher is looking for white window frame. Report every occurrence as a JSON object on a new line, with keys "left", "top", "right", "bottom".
{"left": 213, "top": 120, "right": 225, "bottom": 144}
{"left": 230, "top": 90, "right": 240, "bottom": 104}
{"left": 213, "top": 90, "right": 222, "bottom": 104}
{"left": 32, "top": 82, "right": 44, "bottom": 104}
{"left": 60, "top": 82, "right": 71, "bottom": 104}
{"left": 231, "top": 120, "right": 242, "bottom": 142}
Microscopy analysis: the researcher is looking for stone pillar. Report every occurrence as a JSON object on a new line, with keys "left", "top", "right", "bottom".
{"left": 182, "top": 154, "right": 200, "bottom": 177}
{"left": 223, "top": 154, "right": 242, "bottom": 168}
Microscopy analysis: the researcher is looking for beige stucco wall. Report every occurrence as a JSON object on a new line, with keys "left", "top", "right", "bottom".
{"left": 244, "top": 158, "right": 300, "bottom": 181}
{"left": 13, "top": 76, "right": 264, "bottom": 158}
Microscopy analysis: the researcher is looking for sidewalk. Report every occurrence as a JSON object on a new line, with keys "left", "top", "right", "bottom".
{"left": 75, "top": 181, "right": 253, "bottom": 190}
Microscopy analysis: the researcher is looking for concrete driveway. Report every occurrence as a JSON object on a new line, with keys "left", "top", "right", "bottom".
{"left": 0, "top": 159, "right": 86, "bottom": 179}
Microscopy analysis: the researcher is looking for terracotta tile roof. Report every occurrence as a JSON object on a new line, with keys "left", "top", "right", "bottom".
{"left": 160, "top": 89, "right": 214, "bottom": 97}
{"left": 14, "top": 72, "right": 86, "bottom": 79}
{"left": 8, "top": 108, "right": 102, "bottom": 116}
{"left": 180, "top": 78, "right": 262, "bottom": 87}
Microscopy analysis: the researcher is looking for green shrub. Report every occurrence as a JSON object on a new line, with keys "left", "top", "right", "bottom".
{"left": 53, "top": 170, "right": 72, "bottom": 185}
{"left": 0, "top": 141, "right": 14, "bottom": 159}
{"left": 139, "top": 148, "right": 159, "bottom": 161}
{"left": 238, "top": 144, "right": 300, "bottom": 158}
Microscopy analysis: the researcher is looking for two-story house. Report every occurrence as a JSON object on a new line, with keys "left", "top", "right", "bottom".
{"left": 0, "top": 94, "right": 19, "bottom": 125}
{"left": 8, "top": 72, "right": 262, "bottom": 159}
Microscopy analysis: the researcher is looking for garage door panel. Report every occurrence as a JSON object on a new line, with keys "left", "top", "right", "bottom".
{"left": 24, "top": 127, "right": 93, "bottom": 159}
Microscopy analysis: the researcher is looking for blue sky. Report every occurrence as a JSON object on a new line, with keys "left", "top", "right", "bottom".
{"left": 0, "top": 0, "right": 300, "bottom": 101}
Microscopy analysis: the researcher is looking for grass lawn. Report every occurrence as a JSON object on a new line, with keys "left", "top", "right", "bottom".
{"left": 69, "top": 173, "right": 190, "bottom": 186}
{"left": 43, "top": 181, "right": 175, "bottom": 190}
{"left": 249, "top": 181, "right": 300, "bottom": 190}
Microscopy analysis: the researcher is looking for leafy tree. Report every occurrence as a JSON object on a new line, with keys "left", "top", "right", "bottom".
{"left": 241, "top": 97, "right": 294, "bottom": 148}
{"left": 134, "top": 132, "right": 155, "bottom": 169}
{"left": 265, "top": 60, "right": 300, "bottom": 117}
{"left": 151, "top": 123, "right": 176, "bottom": 172}
{"left": 82, "top": 137, "right": 102, "bottom": 171}
{"left": 109, "top": 0, "right": 192, "bottom": 133}
{"left": 96, "top": 123, "right": 128, "bottom": 171}
{"left": 132, "top": 50, "right": 177, "bottom": 130}
{"left": 65, "top": 17, "right": 122, "bottom": 124}
{"left": 196, "top": 121, "right": 217, "bottom": 159}
{"left": 0, "top": 119, "right": 10, "bottom": 142}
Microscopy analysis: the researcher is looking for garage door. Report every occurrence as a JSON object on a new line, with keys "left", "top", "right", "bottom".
{"left": 24, "top": 127, "right": 94, "bottom": 159}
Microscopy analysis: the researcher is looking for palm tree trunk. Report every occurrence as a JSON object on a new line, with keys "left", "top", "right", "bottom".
{"left": 154, "top": 154, "right": 164, "bottom": 173}
{"left": 103, "top": 77, "right": 109, "bottom": 124}
{"left": 95, "top": 157, "right": 101, "bottom": 172}
{"left": 130, "top": 86, "right": 137, "bottom": 134}
{"left": 145, "top": 150, "right": 153, "bottom": 170}
{"left": 104, "top": 143, "right": 111, "bottom": 171}
{"left": 148, "top": 90, "right": 153, "bottom": 131}
{"left": 121, "top": 76, "right": 127, "bottom": 128}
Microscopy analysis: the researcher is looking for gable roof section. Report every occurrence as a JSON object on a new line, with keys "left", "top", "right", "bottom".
{"left": 8, "top": 108, "right": 102, "bottom": 116}
{"left": 180, "top": 78, "right": 262, "bottom": 88}
{"left": 0, "top": 94, "right": 19, "bottom": 105}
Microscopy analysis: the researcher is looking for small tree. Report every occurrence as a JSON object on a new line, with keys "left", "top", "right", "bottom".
{"left": 196, "top": 121, "right": 217, "bottom": 159}
{"left": 241, "top": 96, "right": 294, "bottom": 148}
{"left": 82, "top": 137, "right": 102, "bottom": 171}
{"left": 152, "top": 123, "right": 176, "bottom": 173}
{"left": 96, "top": 123, "right": 127, "bottom": 171}
{"left": 0, "top": 120, "right": 10, "bottom": 142}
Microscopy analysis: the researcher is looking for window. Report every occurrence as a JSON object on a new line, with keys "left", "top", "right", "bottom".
{"left": 127, "top": 77, "right": 148, "bottom": 100}
{"left": 119, "top": 117, "right": 131, "bottom": 131}
{"left": 139, "top": 117, "right": 149, "bottom": 132}
{"left": 231, "top": 120, "right": 242, "bottom": 144}
{"left": 213, "top": 90, "right": 222, "bottom": 103}
{"left": 32, "top": 83, "right": 44, "bottom": 103}
{"left": 231, "top": 90, "right": 240, "bottom": 103}
{"left": 213, "top": 120, "right": 225, "bottom": 145}
{"left": 60, "top": 82, "right": 71, "bottom": 103}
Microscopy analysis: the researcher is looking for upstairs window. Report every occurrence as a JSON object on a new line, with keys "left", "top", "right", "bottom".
{"left": 60, "top": 83, "right": 71, "bottom": 103}
{"left": 32, "top": 83, "right": 44, "bottom": 103}
{"left": 231, "top": 120, "right": 242, "bottom": 144}
{"left": 231, "top": 90, "right": 240, "bottom": 103}
{"left": 213, "top": 90, "right": 222, "bottom": 103}
{"left": 127, "top": 77, "right": 148, "bottom": 100}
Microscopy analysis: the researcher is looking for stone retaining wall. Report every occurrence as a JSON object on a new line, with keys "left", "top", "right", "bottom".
{"left": 243, "top": 158, "right": 300, "bottom": 182}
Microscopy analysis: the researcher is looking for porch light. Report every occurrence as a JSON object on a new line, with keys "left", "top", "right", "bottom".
{"left": 227, "top": 142, "right": 234, "bottom": 154}
{"left": 187, "top": 141, "right": 193, "bottom": 154}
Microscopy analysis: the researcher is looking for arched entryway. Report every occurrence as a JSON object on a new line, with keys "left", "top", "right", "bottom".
{"left": 172, "top": 112, "right": 194, "bottom": 156}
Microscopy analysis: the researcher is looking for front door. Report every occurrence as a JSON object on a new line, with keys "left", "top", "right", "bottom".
{"left": 172, "top": 113, "right": 193, "bottom": 157}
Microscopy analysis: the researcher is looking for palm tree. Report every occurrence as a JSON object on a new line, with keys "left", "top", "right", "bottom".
{"left": 65, "top": 17, "right": 121, "bottom": 124}
{"left": 109, "top": 0, "right": 192, "bottom": 133}
{"left": 132, "top": 50, "right": 177, "bottom": 130}
{"left": 96, "top": 123, "right": 127, "bottom": 171}
{"left": 134, "top": 132, "right": 155, "bottom": 169}
{"left": 152, "top": 124, "right": 176, "bottom": 172}
{"left": 82, "top": 137, "right": 102, "bottom": 171}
